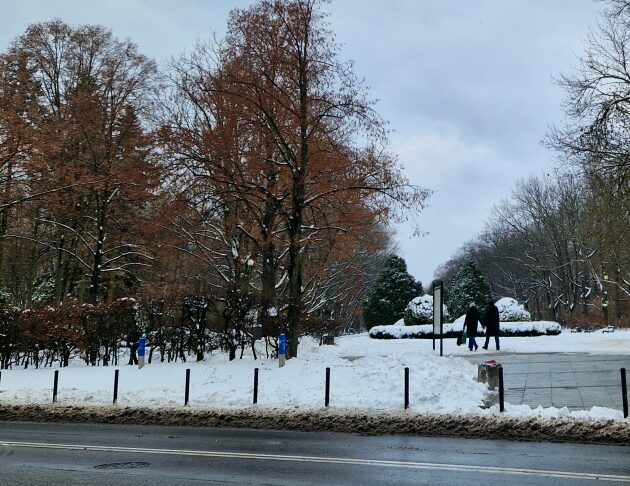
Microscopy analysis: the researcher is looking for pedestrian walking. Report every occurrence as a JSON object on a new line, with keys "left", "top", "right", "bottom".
{"left": 127, "top": 328, "right": 140, "bottom": 365}
{"left": 463, "top": 302, "right": 480, "bottom": 351}
{"left": 481, "top": 299, "right": 500, "bottom": 351}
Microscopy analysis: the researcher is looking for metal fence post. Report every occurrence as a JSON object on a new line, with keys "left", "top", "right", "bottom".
{"left": 325, "top": 367, "right": 330, "bottom": 407}
{"left": 621, "top": 368, "right": 628, "bottom": 419}
{"left": 52, "top": 370, "right": 59, "bottom": 403}
{"left": 253, "top": 368, "right": 259, "bottom": 405}
{"left": 185, "top": 368, "right": 190, "bottom": 406}
{"left": 113, "top": 369, "right": 119, "bottom": 404}
{"left": 404, "top": 367, "right": 409, "bottom": 410}
{"left": 499, "top": 367, "right": 505, "bottom": 413}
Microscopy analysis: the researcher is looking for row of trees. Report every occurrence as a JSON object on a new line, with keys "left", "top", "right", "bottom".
{"left": 0, "top": 297, "right": 266, "bottom": 370}
{"left": 437, "top": 0, "right": 630, "bottom": 325}
{"left": 0, "top": 0, "right": 428, "bottom": 363}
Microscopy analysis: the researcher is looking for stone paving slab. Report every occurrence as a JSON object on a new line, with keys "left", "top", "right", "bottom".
{"left": 462, "top": 352, "right": 630, "bottom": 412}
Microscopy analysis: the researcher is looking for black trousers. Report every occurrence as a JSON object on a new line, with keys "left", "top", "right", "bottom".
{"left": 483, "top": 335, "right": 500, "bottom": 349}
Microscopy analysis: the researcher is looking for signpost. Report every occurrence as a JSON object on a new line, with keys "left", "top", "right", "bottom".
{"left": 433, "top": 280, "right": 444, "bottom": 356}
{"left": 278, "top": 333, "right": 286, "bottom": 368}
{"left": 138, "top": 336, "right": 146, "bottom": 369}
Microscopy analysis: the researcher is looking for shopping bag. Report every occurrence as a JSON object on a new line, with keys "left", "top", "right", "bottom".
{"left": 456, "top": 334, "right": 462, "bottom": 346}
{"left": 461, "top": 329, "right": 467, "bottom": 345}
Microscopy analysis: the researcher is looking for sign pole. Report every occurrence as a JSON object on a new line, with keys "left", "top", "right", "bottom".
{"left": 433, "top": 280, "right": 444, "bottom": 357}
{"left": 278, "top": 333, "right": 286, "bottom": 368}
{"left": 138, "top": 336, "right": 146, "bottom": 369}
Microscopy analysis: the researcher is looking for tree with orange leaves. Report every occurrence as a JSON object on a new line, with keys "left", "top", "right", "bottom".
{"left": 1, "top": 21, "right": 160, "bottom": 305}
{"left": 163, "top": 0, "right": 428, "bottom": 357}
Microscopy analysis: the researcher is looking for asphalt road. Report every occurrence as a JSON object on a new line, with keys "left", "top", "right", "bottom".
{"left": 0, "top": 422, "right": 629, "bottom": 485}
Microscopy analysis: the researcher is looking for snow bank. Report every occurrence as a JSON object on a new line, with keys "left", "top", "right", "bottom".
{"left": 0, "top": 403, "right": 627, "bottom": 445}
{"left": 0, "top": 336, "right": 492, "bottom": 415}
{"left": 2, "top": 332, "right": 628, "bottom": 431}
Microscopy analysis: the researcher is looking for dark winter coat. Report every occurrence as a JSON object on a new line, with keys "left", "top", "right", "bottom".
{"left": 483, "top": 303, "right": 500, "bottom": 336}
{"left": 463, "top": 307, "right": 480, "bottom": 335}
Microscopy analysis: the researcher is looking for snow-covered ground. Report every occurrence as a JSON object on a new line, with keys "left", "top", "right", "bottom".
{"left": 0, "top": 330, "right": 628, "bottom": 421}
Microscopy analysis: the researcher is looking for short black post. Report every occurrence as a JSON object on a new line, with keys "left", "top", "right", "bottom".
{"left": 113, "top": 369, "right": 119, "bottom": 404}
{"left": 325, "top": 367, "right": 330, "bottom": 407}
{"left": 185, "top": 368, "right": 191, "bottom": 406}
{"left": 404, "top": 367, "right": 410, "bottom": 409}
{"left": 621, "top": 368, "right": 628, "bottom": 419}
{"left": 499, "top": 367, "right": 505, "bottom": 412}
{"left": 253, "top": 368, "right": 259, "bottom": 405}
{"left": 52, "top": 370, "right": 59, "bottom": 403}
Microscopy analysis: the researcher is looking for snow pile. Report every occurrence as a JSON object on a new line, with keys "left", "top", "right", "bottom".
{"left": 0, "top": 336, "right": 492, "bottom": 415}
{"left": 370, "top": 321, "right": 561, "bottom": 339}
{"left": 496, "top": 297, "right": 531, "bottom": 322}
{"left": 404, "top": 294, "right": 450, "bottom": 325}
{"left": 0, "top": 403, "right": 627, "bottom": 444}
{"left": 494, "top": 404, "right": 623, "bottom": 421}
{"left": 1, "top": 404, "right": 628, "bottom": 444}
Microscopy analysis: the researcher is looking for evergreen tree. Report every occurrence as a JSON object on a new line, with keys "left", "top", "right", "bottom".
{"left": 363, "top": 255, "right": 423, "bottom": 329}
{"left": 445, "top": 259, "right": 492, "bottom": 319}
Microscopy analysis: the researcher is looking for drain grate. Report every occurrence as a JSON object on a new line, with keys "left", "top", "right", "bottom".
{"left": 94, "top": 461, "right": 150, "bottom": 470}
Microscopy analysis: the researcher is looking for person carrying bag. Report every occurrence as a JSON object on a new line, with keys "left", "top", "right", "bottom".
{"left": 463, "top": 302, "right": 480, "bottom": 351}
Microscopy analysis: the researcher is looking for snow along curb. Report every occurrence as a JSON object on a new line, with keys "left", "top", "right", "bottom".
{"left": 0, "top": 404, "right": 628, "bottom": 446}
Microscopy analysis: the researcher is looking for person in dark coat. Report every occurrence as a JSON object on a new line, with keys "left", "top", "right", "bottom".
{"left": 463, "top": 302, "right": 480, "bottom": 351}
{"left": 482, "top": 299, "right": 500, "bottom": 350}
{"left": 127, "top": 328, "right": 140, "bottom": 365}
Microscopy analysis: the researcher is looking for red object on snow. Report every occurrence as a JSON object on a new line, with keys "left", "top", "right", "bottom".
{"left": 484, "top": 359, "right": 498, "bottom": 366}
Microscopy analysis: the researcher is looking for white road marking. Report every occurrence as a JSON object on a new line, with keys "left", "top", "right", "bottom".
{"left": 0, "top": 440, "right": 628, "bottom": 482}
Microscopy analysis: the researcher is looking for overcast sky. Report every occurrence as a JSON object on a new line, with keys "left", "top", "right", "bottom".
{"left": 0, "top": 0, "right": 604, "bottom": 286}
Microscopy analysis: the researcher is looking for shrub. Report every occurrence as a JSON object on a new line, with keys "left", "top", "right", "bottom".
{"left": 496, "top": 297, "right": 531, "bottom": 322}
{"left": 369, "top": 321, "right": 561, "bottom": 339}
{"left": 404, "top": 294, "right": 450, "bottom": 325}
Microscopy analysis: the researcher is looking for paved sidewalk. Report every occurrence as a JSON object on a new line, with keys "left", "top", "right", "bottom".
{"left": 462, "top": 353, "right": 630, "bottom": 411}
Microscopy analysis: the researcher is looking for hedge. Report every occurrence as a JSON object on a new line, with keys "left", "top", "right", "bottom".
{"left": 369, "top": 321, "right": 562, "bottom": 340}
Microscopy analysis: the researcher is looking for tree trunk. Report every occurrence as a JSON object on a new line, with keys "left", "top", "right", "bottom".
{"left": 286, "top": 173, "right": 304, "bottom": 359}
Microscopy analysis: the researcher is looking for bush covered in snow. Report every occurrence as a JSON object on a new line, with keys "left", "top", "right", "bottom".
{"left": 404, "top": 294, "right": 450, "bottom": 325}
{"left": 369, "top": 320, "right": 561, "bottom": 339}
{"left": 496, "top": 297, "right": 531, "bottom": 322}
{"left": 453, "top": 297, "right": 532, "bottom": 324}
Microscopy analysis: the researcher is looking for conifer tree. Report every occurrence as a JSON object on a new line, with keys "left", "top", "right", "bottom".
{"left": 445, "top": 259, "right": 492, "bottom": 319}
{"left": 363, "top": 255, "right": 423, "bottom": 329}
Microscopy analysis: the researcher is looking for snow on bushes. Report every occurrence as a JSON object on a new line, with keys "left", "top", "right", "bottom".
{"left": 453, "top": 297, "right": 531, "bottom": 324}
{"left": 496, "top": 297, "right": 531, "bottom": 322}
{"left": 404, "top": 294, "right": 450, "bottom": 325}
{"left": 369, "top": 320, "right": 561, "bottom": 339}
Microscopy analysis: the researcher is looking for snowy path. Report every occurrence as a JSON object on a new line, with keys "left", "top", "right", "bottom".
{"left": 461, "top": 352, "right": 629, "bottom": 411}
